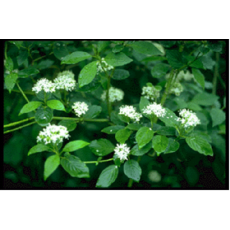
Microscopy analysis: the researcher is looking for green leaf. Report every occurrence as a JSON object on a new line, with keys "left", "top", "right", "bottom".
{"left": 89, "top": 139, "right": 115, "bottom": 156}
{"left": 151, "top": 63, "right": 170, "bottom": 78}
{"left": 191, "top": 92, "right": 219, "bottom": 106}
{"left": 18, "top": 66, "right": 39, "bottom": 78}
{"left": 105, "top": 52, "right": 133, "bottom": 67}
{"left": 61, "top": 51, "right": 91, "bottom": 64}
{"left": 166, "top": 49, "right": 186, "bottom": 69}
{"left": 37, "top": 59, "right": 54, "bottom": 70}
{"left": 187, "top": 102, "right": 202, "bottom": 111}
{"left": 78, "top": 61, "right": 97, "bottom": 87}
{"left": 4, "top": 57, "right": 14, "bottom": 71}
{"left": 44, "top": 155, "right": 60, "bottom": 180}
{"left": 130, "top": 142, "right": 152, "bottom": 156}
{"left": 58, "top": 120, "right": 77, "bottom": 132}
{"left": 139, "top": 96, "right": 150, "bottom": 112}
{"left": 61, "top": 153, "right": 90, "bottom": 178}
{"left": 159, "top": 41, "right": 176, "bottom": 48}
{"left": 10, "top": 41, "right": 23, "bottom": 49}
{"left": 158, "top": 108, "right": 179, "bottom": 127}
{"left": 62, "top": 140, "right": 89, "bottom": 152}
{"left": 97, "top": 41, "right": 110, "bottom": 53}
{"left": 126, "top": 123, "right": 142, "bottom": 131}
{"left": 35, "top": 107, "right": 53, "bottom": 127}
{"left": 112, "top": 69, "right": 130, "bottom": 80}
{"left": 101, "top": 125, "right": 125, "bottom": 134}
{"left": 5, "top": 73, "right": 18, "bottom": 93}
{"left": 17, "top": 51, "right": 28, "bottom": 66}
{"left": 115, "top": 129, "right": 132, "bottom": 144}
{"left": 201, "top": 56, "right": 215, "bottom": 70}
{"left": 186, "top": 136, "right": 213, "bottom": 156}
{"left": 164, "top": 138, "right": 179, "bottom": 154}
{"left": 19, "top": 101, "right": 42, "bottom": 115}
{"left": 152, "top": 135, "right": 169, "bottom": 156}
{"left": 156, "top": 126, "right": 176, "bottom": 136}
{"left": 53, "top": 46, "right": 69, "bottom": 60}
{"left": 111, "top": 111, "right": 125, "bottom": 125}
{"left": 76, "top": 75, "right": 100, "bottom": 92}
{"left": 129, "top": 41, "right": 162, "bottom": 56}
{"left": 28, "top": 144, "right": 50, "bottom": 156}
{"left": 47, "top": 100, "right": 65, "bottom": 111}
{"left": 96, "top": 165, "right": 119, "bottom": 188}
{"left": 210, "top": 108, "right": 226, "bottom": 127}
{"left": 83, "top": 105, "right": 102, "bottom": 119}
{"left": 112, "top": 45, "right": 124, "bottom": 53}
{"left": 136, "top": 127, "right": 154, "bottom": 149}
{"left": 192, "top": 68, "right": 205, "bottom": 89}
{"left": 124, "top": 160, "right": 142, "bottom": 182}
{"left": 186, "top": 56, "right": 204, "bottom": 69}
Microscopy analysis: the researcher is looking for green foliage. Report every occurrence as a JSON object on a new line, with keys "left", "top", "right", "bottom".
{"left": 210, "top": 108, "right": 225, "bottom": 127}
{"left": 62, "top": 140, "right": 89, "bottom": 152}
{"left": 44, "top": 155, "right": 60, "bottom": 180}
{"left": 58, "top": 120, "right": 77, "bottom": 132}
{"left": 112, "top": 69, "right": 130, "bottom": 80}
{"left": 61, "top": 51, "right": 91, "bottom": 64}
{"left": 101, "top": 125, "right": 125, "bottom": 134}
{"left": 105, "top": 52, "right": 133, "bottom": 67}
{"left": 115, "top": 128, "right": 132, "bottom": 143}
{"left": 192, "top": 68, "right": 205, "bottom": 89}
{"left": 89, "top": 139, "right": 115, "bottom": 156}
{"left": 28, "top": 144, "right": 51, "bottom": 156}
{"left": 35, "top": 107, "right": 53, "bottom": 126}
{"left": 5, "top": 73, "right": 18, "bottom": 93}
{"left": 124, "top": 160, "right": 142, "bottom": 182}
{"left": 19, "top": 101, "right": 42, "bottom": 115}
{"left": 83, "top": 105, "right": 102, "bottom": 119}
{"left": 129, "top": 41, "right": 162, "bottom": 55}
{"left": 47, "top": 100, "right": 65, "bottom": 111}
{"left": 136, "top": 127, "right": 154, "bottom": 149}
{"left": 152, "top": 135, "right": 169, "bottom": 156}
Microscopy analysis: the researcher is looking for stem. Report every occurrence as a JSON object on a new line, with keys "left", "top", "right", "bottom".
{"left": 16, "top": 83, "right": 30, "bottom": 103}
{"left": 127, "top": 156, "right": 141, "bottom": 188}
{"left": 4, "top": 117, "right": 35, "bottom": 128}
{"left": 83, "top": 158, "right": 113, "bottom": 164}
{"left": 4, "top": 42, "right": 8, "bottom": 59}
{"left": 52, "top": 116, "right": 109, "bottom": 122}
{"left": 11, "top": 89, "right": 35, "bottom": 95}
{"left": 212, "top": 52, "right": 220, "bottom": 95}
{"left": 4, "top": 121, "right": 36, "bottom": 134}
{"left": 106, "top": 76, "right": 112, "bottom": 119}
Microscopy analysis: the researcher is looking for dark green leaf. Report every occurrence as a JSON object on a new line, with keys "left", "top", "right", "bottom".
{"left": 105, "top": 52, "right": 133, "bottom": 67}
{"left": 89, "top": 139, "right": 115, "bottom": 156}
{"left": 158, "top": 108, "right": 179, "bottom": 127}
{"left": 101, "top": 125, "right": 125, "bottom": 134}
{"left": 10, "top": 41, "right": 23, "bottom": 49}
{"left": 210, "top": 108, "right": 225, "bottom": 127}
{"left": 126, "top": 123, "right": 142, "bottom": 131}
{"left": 96, "top": 165, "right": 119, "bottom": 188}
{"left": 201, "top": 56, "right": 215, "bottom": 70}
{"left": 191, "top": 92, "right": 219, "bottom": 106}
{"left": 156, "top": 126, "right": 176, "bottom": 136}
{"left": 44, "top": 155, "right": 60, "bottom": 180}
{"left": 151, "top": 63, "right": 170, "bottom": 78}
{"left": 139, "top": 96, "right": 150, "bottom": 112}
{"left": 192, "top": 68, "right": 205, "bottom": 89}
{"left": 136, "top": 127, "right": 154, "bottom": 149}
{"left": 18, "top": 66, "right": 39, "bottom": 78}
{"left": 129, "top": 41, "right": 162, "bottom": 56}
{"left": 187, "top": 102, "right": 202, "bottom": 111}
{"left": 97, "top": 41, "right": 110, "bottom": 53}
{"left": 17, "top": 51, "right": 28, "bottom": 66}
{"left": 35, "top": 107, "right": 53, "bottom": 126}
{"left": 58, "top": 120, "right": 77, "bottom": 132}
{"left": 111, "top": 111, "right": 125, "bottom": 125}
{"left": 61, "top": 153, "right": 90, "bottom": 178}
{"left": 159, "top": 41, "right": 176, "bottom": 48}
{"left": 164, "top": 138, "right": 179, "bottom": 154}
{"left": 61, "top": 51, "right": 91, "bottom": 64}
{"left": 76, "top": 75, "right": 100, "bottom": 92}
{"left": 5, "top": 73, "right": 18, "bottom": 93}
{"left": 28, "top": 144, "right": 51, "bottom": 156}
{"left": 152, "top": 135, "right": 169, "bottom": 155}
{"left": 19, "top": 101, "right": 42, "bottom": 115}
{"left": 112, "top": 69, "right": 130, "bottom": 80}
{"left": 115, "top": 129, "right": 132, "bottom": 143}
{"left": 186, "top": 56, "right": 204, "bottom": 69}
{"left": 62, "top": 140, "right": 89, "bottom": 152}
{"left": 83, "top": 105, "right": 102, "bottom": 119}
{"left": 47, "top": 100, "right": 65, "bottom": 111}
{"left": 130, "top": 142, "right": 152, "bottom": 156}
{"left": 37, "top": 59, "right": 54, "bottom": 70}
{"left": 53, "top": 46, "right": 69, "bottom": 60}
{"left": 124, "top": 160, "right": 142, "bottom": 182}
{"left": 186, "top": 136, "right": 213, "bottom": 156}
{"left": 166, "top": 50, "right": 186, "bottom": 69}
{"left": 78, "top": 61, "right": 97, "bottom": 87}
{"left": 4, "top": 57, "right": 14, "bottom": 71}
{"left": 112, "top": 45, "right": 124, "bottom": 53}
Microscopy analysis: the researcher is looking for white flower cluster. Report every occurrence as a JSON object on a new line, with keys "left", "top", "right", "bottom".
{"left": 32, "top": 78, "right": 56, "bottom": 94}
{"left": 168, "top": 82, "right": 184, "bottom": 96}
{"left": 101, "top": 87, "right": 124, "bottom": 103}
{"left": 53, "top": 71, "right": 76, "bottom": 91}
{"left": 114, "top": 143, "right": 130, "bottom": 161}
{"left": 142, "top": 85, "right": 160, "bottom": 101}
{"left": 97, "top": 58, "right": 114, "bottom": 73}
{"left": 37, "top": 124, "right": 70, "bottom": 145}
{"left": 119, "top": 105, "right": 142, "bottom": 123}
{"left": 177, "top": 70, "right": 194, "bottom": 82}
{"left": 177, "top": 109, "right": 200, "bottom": 128}
{"left": 72, "top": 102, "right": 89, "bottom": 117}
{"left": 142, "top": 103, "right": 166, "bottom": 117}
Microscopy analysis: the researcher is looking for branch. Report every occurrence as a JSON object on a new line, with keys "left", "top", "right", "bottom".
{"left": 4, "top": 121, "right": 36, "bottom": 134}
{"left": 4, "top": 117, "right": 35, "bottom": 128}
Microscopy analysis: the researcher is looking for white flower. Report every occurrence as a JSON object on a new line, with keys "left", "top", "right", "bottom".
{"left": 119, "top": 105, "right": 142, "bottom": 123}
{"left": 142, "top": 85, "right": 160, "bottom": 101}
{"left": 142, "top": 103, "right": 166, "bottom": 117}
{"left": 114, "top": 143, "right": 130, "bottom": 161}
{"left": 37, "top": 124, "right": 70, "bottom": 145}
{"left": 32, "top": 78, "right": 56, "bottom": 94}
{"left": 101, "top": 87, "right": 124, "bottom": 103}
{"left": 97, "top": 58, "right": 114, "bottom": 74}
{"left": 72, "top": 102, "right": 89, "bottom": 117}
{"left": 54, "top": 70, "right": 76, "bottom": 91}
{"left": 168, "top": 82, "right": 183, "bottom": 96}
{"left": 177, "top": 109, "right": 200, "bottom": 128}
